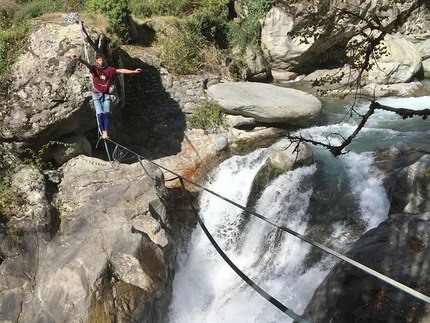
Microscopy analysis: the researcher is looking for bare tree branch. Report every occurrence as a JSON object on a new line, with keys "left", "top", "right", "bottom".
{"left": 289, "top": 102, "right": 429, "bottom": 157}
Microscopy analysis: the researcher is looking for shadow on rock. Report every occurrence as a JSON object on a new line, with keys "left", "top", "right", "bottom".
{"left": 88, "top": 52, "right": 186, "bottom": 162}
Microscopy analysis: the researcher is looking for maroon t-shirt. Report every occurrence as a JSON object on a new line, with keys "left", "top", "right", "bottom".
{"left": 90, "top": 65, "right": 117, "bottom": 93}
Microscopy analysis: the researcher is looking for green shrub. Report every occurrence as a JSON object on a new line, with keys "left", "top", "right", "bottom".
{"left": 130, "top": 0, "right": 230, "bottom": 18}
{"left": 190, "top": 4, "right": 229, "bottom": 47}
{"left": 129, "top": 0, "right": 192, "bottom": 17}
{"left": 187, "top": 100, "right": 226, "bottom": 132}
{"left": 85, "top": 0, "right": 130, "bottom": 35}
{"left": 242, "top": 0, "right": 274, "bottom": 18}
{"left": 0, "top": 147, "right": 23, "bottom": 223}
{"left": 12, "top": 0, "right": 65, "bottom": 24}
{"left": 227, "top": 0, "right": 274, "bottom": 51}
{"left": 156, "top": 19, "right": 205, "bottom": 75}
{"left": 0, "top": 27, "right": 29, "bottom": 84}
{"left": 227, "top": 16, "right": 261, "bottom": 51}
{"left": 0, "top": 2, "right": 18, "bottom": 30}
{"left": 22, "top": 141, "right": 74, "bottom": 170}
{"left": 155, "top": 1, "right": 230, "bottom": 75}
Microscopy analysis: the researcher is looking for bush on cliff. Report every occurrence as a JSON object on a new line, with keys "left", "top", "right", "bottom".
{"left": 84, "top": 0, "right": 130, "bottom": 39}
{"left": 0, "top": 147, "right": 23, "bottom": 223}
{"left": 187, "top": 100, "right": 227, "bottom": 132}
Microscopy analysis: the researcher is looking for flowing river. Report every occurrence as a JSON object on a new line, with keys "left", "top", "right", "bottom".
{"left": 164, "top": 94, "right": 430, "bottom": 322}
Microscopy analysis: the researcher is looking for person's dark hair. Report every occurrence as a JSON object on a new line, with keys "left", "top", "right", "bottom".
{"left": 96, "top": 52, "right": 106, "bottom": 60}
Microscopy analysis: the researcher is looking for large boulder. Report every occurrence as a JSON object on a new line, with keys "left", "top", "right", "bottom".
{"left": 52, "top": 134, "right": 93, "bottom": 164}
{"left": 261, "top": 4, "right": 314, "bottom": 74}
{"left": 153, "top": 129, "right": 229, "bottom": 190}
{"left": 360, "top": 81, "right": 428, "bottom": 97}
{"left": 368, "top": 35, "right": 422, "bottom": 84}
{"left": 261, "top": 0, "right": 429, "bottom": 80}
{"left": 391, "top": 154, "right": 430, "bottom": 214}
{"left": 0, "top": 155, "right": 175, "bottom": 323}
{"left": 267, "top": 138, "right": 314, "bottom": 172}
{"left": 415, "top": 38, "right": 430, "bottom": 77}
{"left": 243, "top": 45, "right": 272, "bottom": 82}
{"left": 1, "top": 17, "right": 124, "bottom": 150}
{"left": 206, "top": 82, "right": 322, "bottom": 128}
{"left": 303, "top": 212, "right": 430, "bottom": 323}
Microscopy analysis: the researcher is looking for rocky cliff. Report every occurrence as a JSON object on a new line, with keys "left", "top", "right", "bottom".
{"left": 0, "top": 14, "right": 321, "bottom": 322}
{"left": 1, "top": 1, "right": 430, "bottom": 321}
{"left": 3, "top": 156, "right": 174, "bottom": 323}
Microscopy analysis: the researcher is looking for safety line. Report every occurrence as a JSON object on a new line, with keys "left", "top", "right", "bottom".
{"left": 179, "top": 177, "right": 310, "bottom": 322}
{"left": 103, "top": 137, "right": 430, "bottom": 306}
{"left": 73, "top": 16, "right": 113, "bottom": 161}
{"left": 69, "top": 11, "right": 430, "bottom": 316}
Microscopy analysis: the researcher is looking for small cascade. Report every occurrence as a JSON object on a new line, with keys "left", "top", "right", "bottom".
{"left": 164, "top": 95, "right": 430, "bottom": 322}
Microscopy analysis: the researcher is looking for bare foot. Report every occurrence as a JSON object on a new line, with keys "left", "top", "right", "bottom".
{"left": 102, "top": 131, "right": 109, "bottom": 139}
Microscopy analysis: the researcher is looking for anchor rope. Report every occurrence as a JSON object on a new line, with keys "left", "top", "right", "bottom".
{"left": 64, "top": 12, "right": 430, "bottom": 319}
{"left": 102, "top": 138, "right": 430, "bottom": 309}
{"left": 67, "top": 13, "right": 112, "bottom": 160}
{"left": 179, "top": 176, "right": 310, "bottom": 323}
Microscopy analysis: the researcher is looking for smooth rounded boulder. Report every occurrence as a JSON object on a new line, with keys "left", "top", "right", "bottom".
{"left": 207, "top": 82, "right": 322, "bottom": 128}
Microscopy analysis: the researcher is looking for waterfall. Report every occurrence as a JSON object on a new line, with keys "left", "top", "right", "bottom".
{"left": 164, "top": 95, "right": 430, "bottom": 322}
{"left": 166, "top": 144, "right": 390, "bottom": 322}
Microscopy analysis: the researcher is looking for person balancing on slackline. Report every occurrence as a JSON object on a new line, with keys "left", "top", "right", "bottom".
{"left": 71, "top": 52, "right": 142, "bottom": 139}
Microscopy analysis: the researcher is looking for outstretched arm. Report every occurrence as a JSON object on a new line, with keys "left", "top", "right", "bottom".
{"left": 71, "top": 54, "right": 92, "bottom": 69}
{"left": 116, "top": 68, "right": 142, "bottom": 74}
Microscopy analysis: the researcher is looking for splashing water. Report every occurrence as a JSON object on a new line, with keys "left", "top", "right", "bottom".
{"left": 165, "top": 145, "right": 390, "bottom": 322}
{"left": 164, "top": 94, "right": 429, "bottom": 323}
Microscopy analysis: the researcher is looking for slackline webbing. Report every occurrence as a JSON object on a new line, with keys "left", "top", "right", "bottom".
{"left": 102, "top": 138, "right": 430, "bottom": 307}
{"left": 67, "top": 11, "right": 430, "bottom": 315}
{"left": 179, "top": 177, "right": 310, "bottom": 322}
{"left": 63, "top": 13, "right": 113, "bottom": 163}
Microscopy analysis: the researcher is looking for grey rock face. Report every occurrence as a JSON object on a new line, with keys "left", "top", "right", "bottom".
{"left": 1, "top": 156, "right": 175, "bottom": 323}
{"left": 52, "top": 134, "right": 92, "bottom": 164}
{"left": 1, "top": 19, "right": 118, "bottom": 149}
{"left": 303, "top": 146, "right": 430, "bottom": 322}
{"left": 391, "top": 155, "right": 430, "bottom": 215}
{"left": 261, "top": 0, "right": 430, "bottom": 83}
{"left": 303, "top": 213, "right": 430, "bottom": 323}
{"left": 367, "top": 35, "right": 422, "bottom": 84}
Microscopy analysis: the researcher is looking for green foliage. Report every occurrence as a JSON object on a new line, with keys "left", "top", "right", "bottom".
{"left": 187, "top": 100, "right": 226, "bottom": 132}
{"left": 227, "top": 16, "right": 261, "bottom": 50}
{"left": 154, "top": 1, "right": 230, "bottom": 75}
{"left": 23, "top": 141, "right": 74, "bottom": 170}
{"left": 7, "top": 222, "right": 21, "bottom": 247}
{"left": 130, "top": 0, "right": 229, "bottom": 18}
{"left": 0, "top": 177, "right": 22, "bottom": 222}
{"left": 129, "top": 0, "right": 192, "bottom": 17}
{"left": 84, "top": 0, "right": 130, "bottom": 37}
{"left": 12, "top": 0, "right": 65, "bottom": 24}
{"left": 154, "top": 0, "right": 273, "bottom": 74}
{"left": 0, "top": 27, "right": 28, "bottom": 85}
{"left": 156, "top": 19, "right": 205, "bottom": 75}
{"left": 243, "top": 0, "right": 275, "bottom": 19}
{"left": 0, "top": 147, "right": 23, "bottom": 223}
{"left": 227, "top": 0, "right": 274, "bottom": 52}
{"left": 63, "top": 0, "right": 85, "bottom": 12}
{"left": 190, "top": 2, "right": 230, "bottom": 47}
